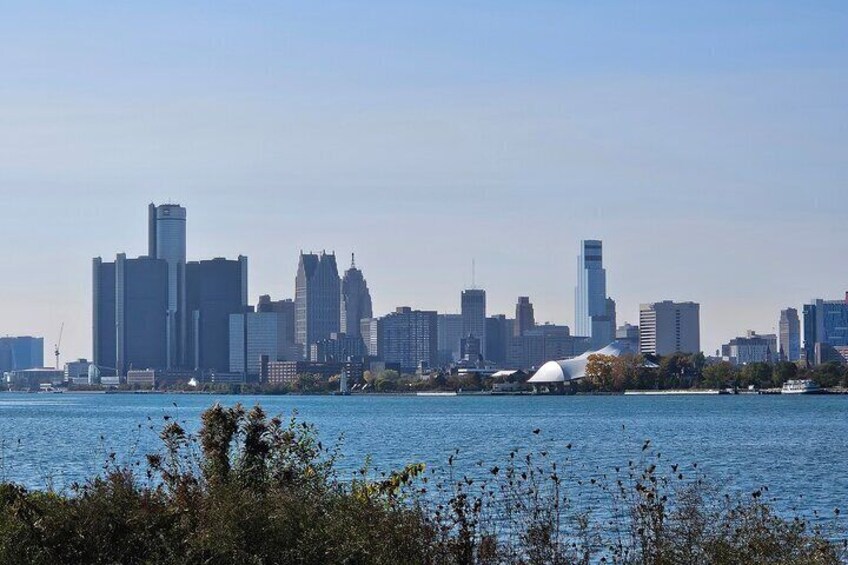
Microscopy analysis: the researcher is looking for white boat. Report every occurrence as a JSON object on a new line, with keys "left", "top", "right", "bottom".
{"left": 781, "top": 379, "right": 822, "bottom": 394}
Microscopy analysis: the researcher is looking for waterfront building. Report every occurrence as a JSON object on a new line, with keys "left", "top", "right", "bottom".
{"left": 574, "top": 240, "right": 616, "bottom": 348}
{"left": 309, "top": 332, "right": 366, "bottom": 362}
{"left": 485, "top": 315, "right": 513, "bottom": 365}
{"left": 721, "top": 331, "right": 777, "bottom": 365}
{"left": 93, "top": 254, "right": 169, "bottom": 375}
{"left": 340, "top": 254, "right": 373, "bottom": 341}
{"left": 64, "top": 358, "right": 93, "bottom": 385}
{"left": 514, "top": 297, "right": 536, "bottom": 336}
{"left": 506, "top": 324, "right": 590, "bottom": 370}
{"left": 779, "top": 308, "right": 801, "bottom": 362}
{"left": 803, "top": 296, "right": 848, "bottom": 365}
{"left": 461, "top": 289, "right": 487, "bottom": 358}
{"left": 0, "top": 336, "right": 44, "bottom": 373}
{"left": 437, "top": 314, "right": 463, "bottom": 364}
{"left": 294, "top": 252, "right": 341, "bottom": 353}
{"left": 639, "top": 301, "right": 701, "bottom": 356}
{"left": 379, "top": 307, "right": 438, "bottom": 373}
{"left": 126, "top": 369, "right": 156, "bottom": 388}
{"left": 148, "top": 203, "right": 187, "bottom": 369}
{"left": 263, "top": 360, "right": 363, "bottom": 387}
{"left": 4, "top": 368, "right": 64, "bottom": 388}
{"left": 186, "top": 256, "right": 248, "bottom": 373}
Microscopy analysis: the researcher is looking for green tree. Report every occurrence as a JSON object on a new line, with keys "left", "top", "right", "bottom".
{"left": 771, "top": 361, "right": 798, "bottom": 387}
{"left": 702, "top": 362, "right": 736, "bottom": 389}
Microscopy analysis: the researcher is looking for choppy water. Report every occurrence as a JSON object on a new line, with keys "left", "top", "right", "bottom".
{"left": 0, "top": 392, "right": 845, "bottom": 518}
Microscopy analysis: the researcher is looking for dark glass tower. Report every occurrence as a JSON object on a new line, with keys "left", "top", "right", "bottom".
{"left": 148, "top": 203, "right": 187, "bottom": 368}
{"left": 186, "top": 256, "right": 248, "bottom": 372}
{"left": 94, "top": 254, "right": 169, "bottom": 375}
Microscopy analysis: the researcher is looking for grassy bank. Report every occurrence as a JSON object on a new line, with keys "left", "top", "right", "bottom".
{"left": 0, "top": 404, "right": 844, "bottom": 564}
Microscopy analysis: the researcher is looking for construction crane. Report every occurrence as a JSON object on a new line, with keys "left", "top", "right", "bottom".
{"left": 54, "top": 322, "right": 64, "bottom": 370}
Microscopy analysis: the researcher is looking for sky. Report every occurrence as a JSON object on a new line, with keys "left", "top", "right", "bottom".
{"left": 0, "top": 1, "right": 846, "bottom": 362}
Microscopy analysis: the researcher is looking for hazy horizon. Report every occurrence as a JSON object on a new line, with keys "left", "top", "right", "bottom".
{"left": 1, "top": 2, "right": 846, "bottom": 361}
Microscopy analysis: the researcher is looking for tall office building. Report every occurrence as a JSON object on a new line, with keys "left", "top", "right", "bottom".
{"left": 379, "top": 307, "right": 438, "bottom": 372}
{"left": 93, "top": 254, "right": 169, "bottom": 375}
{"left": 575, "top": 240, "right": 615, "bottom": 348}
{"left": 229, "top": 310, "right": 295, "bottom": 377}
{"left": 186, "top": 257, "right": 248, "bottom": 372}
{"left": 340, "top": 254, "right": 373, "bottom": 340}
{"left": 295, "top": 252, "right": 341, "bottom": 353}
{"left": 0, "top": 337, "right": 44, "bottom": 373}
{"left": 639, "top": 301, "right": 701, "bottom": 356}
{"left": 437, "top": 314, "right": 463, "bottom": 364}
{"left": 485, "top": 315, "right": 513, "bottom": 365}
{"left": 803, "top": 296, "right": 848, "bottom": 365}
{"left": 461, "top": 289, "right": 487, "bottom": 358}
{"left": 514, "top": 297, "right": 535, "bottom": 337}
{"left": 148, "top": 203, "right": 187, "bottom": 368}
{"left": 779, "top": 308, "right": 801, "bottom": 362}
{"left": 257, "top": 295, "right": 297, "bottom": 357}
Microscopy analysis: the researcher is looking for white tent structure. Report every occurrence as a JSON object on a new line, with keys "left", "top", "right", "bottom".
{"left": 527, "top": 341, "right": 655, "bottom": 384}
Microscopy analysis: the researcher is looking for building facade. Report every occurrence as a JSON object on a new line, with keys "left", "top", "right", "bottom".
{"left": 639, "top": 301, "right": 701, "bottom": 356}
{"left": 803, "top": 296, "right": 848, "bottom": 365}
{"left": 309, "top": 333, "right": 366, "bottom": 362}
{"left": 295, "top": 252, "right": 341, "bottom": 353}
{"left": 93, "top": 254, "right": 169, "bottom": 375}
{"left": 340, "top": 254, "right": 373, "bottom": 341}
{"left": 229, "top": 309, "right": 299, "bottom": 377}
{"left": 485, "top": 315, "right": 513, "bottom": 365}
{"left": 148, "top": 203, "right": 187, "bottom": 369}
{"left": 575, "top": 240, "right": 615, "bottom": 348}
{"left": 0, "top": 336, "right": 44, "bottom": 374}
{"left": 379, "top": 307, "right": 438, "bottom": 373}
{"left": 779, "top": 308, "right": 801, "bottom": 362}
{"left": 721, "top": 331, "right": 778, "bottom": 365}
{"left": 506, "top": 324, "right": 590, "bottom": 370}
{"left": 461, "top": 289, "right": 487, "bottom": 358}
{"left": 186, "top": 256, "right": 248, "bottom": 373}
{"left": 514, "top": 296, "right": 535, "bottom": 337}
{"left": 437, "top": 314, "right": 463, "bottom": 364}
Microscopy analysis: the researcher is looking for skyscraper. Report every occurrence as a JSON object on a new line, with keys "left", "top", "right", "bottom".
{"left": 639, "top": 301, "right": 701, "bottom": 356}
{"left": 803, "top": 296, "right": 848, "bottom": 365}
{"left": 514, "top": 296, "right": 535, "bottom": 337}
{"left": 437, "top": 314, "right": 463, "bottom": 363}
{"left": 575, "top": 240, "right": 615, "bottom": 347}
{"left": 186, "top": 256, "right": 248, "bottom": 372}
{"left": 340, "top": 254, "right": 373, "bottom": 340}
{"left": 779, "top": 308, "right": 801, "bottom": 362}
{"left": 148, "top": 203, "right": 187, "bottom": 368}
{"left": 295, "top": 252, "right": 341, "bottom": 354}
{"left": 485, "top": 315, "right": 513, "bottom": 365}
{"left": 461, "top": 289, "right": 487, "bottom": 358}
{"left": 0, "top": 337, "right": 44, "bottom": 373}
{"left": 379, "top": 307, "right": 438, "bottom": 372}
{"left": 93, "top": 254, "right": 169, "bottom": 375}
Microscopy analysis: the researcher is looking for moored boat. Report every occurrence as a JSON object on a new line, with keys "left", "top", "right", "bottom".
{"left": 781, "top": 379, "right": 822, "bottom": 394}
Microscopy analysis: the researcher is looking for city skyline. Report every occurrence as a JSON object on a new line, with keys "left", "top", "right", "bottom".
{"left": 0, "top": 2, "right": 846, "bottom": 360}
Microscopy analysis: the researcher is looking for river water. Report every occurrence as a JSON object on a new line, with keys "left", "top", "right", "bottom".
{"left": 1, "top": 392, "right": 845, "bottom": 519}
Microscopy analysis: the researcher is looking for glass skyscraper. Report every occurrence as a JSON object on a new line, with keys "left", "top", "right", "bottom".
{"left": 574, "top": 240, "right": 614, "bottom": 347}
{"left": 148, "top": 203, "right": 187, "bottom": 369}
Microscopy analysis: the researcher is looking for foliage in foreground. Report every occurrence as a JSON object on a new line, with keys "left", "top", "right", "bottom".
{"left": 0, "top": 404, "right": 844, "bottom": 564}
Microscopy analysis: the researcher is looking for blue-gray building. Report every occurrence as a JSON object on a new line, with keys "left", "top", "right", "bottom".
{"left": 0, "top": 336, "right": 44, "bottom": 373}
{"left": 803, "top": 296, "right": 848, "bottom": 365}
{"left": 574, "top": 240, "right": 615, "bottom": 348}
{"left": 186, "top": 256, "right": 248, "bottom": 373}
{"left": 93, "top": 254, "right": 169, "bottom": 375}
{"left": 148, "top": 203, "right": 187, "bottom": 369}
{"left": 295, "top": 252, "right": 341, "bottom": 353}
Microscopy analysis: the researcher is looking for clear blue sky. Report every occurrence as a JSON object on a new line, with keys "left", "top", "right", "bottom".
{"left": 1, "top": 1, "right": 846, "bottom": 360}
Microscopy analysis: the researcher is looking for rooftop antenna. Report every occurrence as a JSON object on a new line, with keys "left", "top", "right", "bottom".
{"left": 472, "top": 258, "right": 476, "bottom": 290}
{"left": 351, "top": 252, "right": 356, "bottom": 268}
